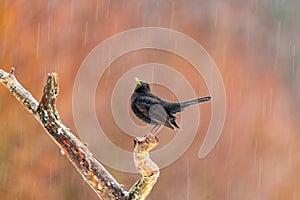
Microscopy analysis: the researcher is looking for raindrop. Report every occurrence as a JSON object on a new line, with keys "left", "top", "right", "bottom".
{"left": 228, "top": 131, "right": 233, "bottom": 156}
{"left": 214, "top": 0, "right": 220, "bottom": 27}
{"left": 36, "top": 23, "right": 41, "bottom": 58}
{"left": 261, "top": 95, "right": 266, "bottom": 119}
{"left": 170, "top": 1, "right": 175, "bottom": 28}
{"left": 246, "top": 11, "right": 251, "bottom": 48}
{"left": 291, "top": 44, "right": 296, "bottom": 73}
{"left": 269, "top": 88, "right": 273, "bottom": 115}
{"left": 0, "top": 164, "right": 8, "bottom": 186}
{"left": 106, "top": 0, "right": 111, "bottom": 18}
{"left": 293, "top": 182, "right": 297, "bottom": 200}
{"left": 2, "top": 0, "right": 7, "bottom": 54}
{"left": 275, "top": 0, "right": 279, "bottom": 9}
{"left": 254, "top": 0, "right": 259, "bottom": 13}
{"left": 4, "top": 0, "right": 7, "bottom": 22}
{"left": 227, "top": 181, "right": 230, "bottom": 200}
{"left": 167, "top": 191, "right": 172, "bottom": 199}
{"left": 49, "top": 163, "right": 53, "bottom": 191}
{"left": 47, "top": 16, "right": 51, "bottom": 43}
{"left": 258, "top": 157, "right": 262, "bottom": 200}
{"left": 70, "top": 0, "right": 74, "bottom": 22}
{"left": 84, "top": 21, "right": 89, "bottom": 48}
{"left": 108, "top": 45, "right": 112, "bottom": 62}
{"left": 253, "top": 139, "right": 258, "bottom": 166}
{"left": 151, "top": 65, "right": 155, "bottom": 83}
{"left": 274, "top": 21, "right": 282, "bottom": 71}
{"left": 2, "top": 28, "right": 7, "bottom": 55}
{"left": 287, "top": 141, "right": 293, "bottom": 168}
{"left": 95, "top": 0, "right": 100, "bottom": 21}
{"left": 105, "top": 45, "right": 112, "bottom": 82}
{"left": 186, "top": 159, "right": 191, "bottom": 200}
{"left": 137, "top": 0, "right": 141, "bottom": 19}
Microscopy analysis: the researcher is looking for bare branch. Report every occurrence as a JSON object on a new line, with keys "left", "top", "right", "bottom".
{"left": 0, "top": 68, "right": 39, "bottom": 117}
{"left": 0, "top": 68, "right": 160, "bottom": 200}
{"left": 37, "top": 73, "right": 125, "bottom": 199}
{"left": 127, "top": 135, "right": 160, "bottom": 200}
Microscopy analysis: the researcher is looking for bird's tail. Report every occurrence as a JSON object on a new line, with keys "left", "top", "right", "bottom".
{"left": 179, "top": 96, "right": 211, "bottom": 110}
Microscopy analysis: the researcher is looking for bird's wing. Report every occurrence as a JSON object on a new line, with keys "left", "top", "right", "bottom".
{"left": 148, "top": 104, "right": 169, "bottom": 125}
{"left": 135, "top": 96, "right": 169, "bottom": 125}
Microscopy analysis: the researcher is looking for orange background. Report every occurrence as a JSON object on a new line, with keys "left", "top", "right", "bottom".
{"left": 0, "top": 1, "right": 300, "bottom": 199}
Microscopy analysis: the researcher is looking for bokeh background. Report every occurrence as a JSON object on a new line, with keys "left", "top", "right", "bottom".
{"left": 0, "top": 0, "right": 300, "bottom": 199}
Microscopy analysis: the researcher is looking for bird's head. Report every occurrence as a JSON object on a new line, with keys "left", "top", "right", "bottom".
{"left": 134, "top": 77, "right": 151, "bottom": 93}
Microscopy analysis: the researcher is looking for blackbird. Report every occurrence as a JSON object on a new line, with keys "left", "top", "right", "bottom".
{"left": 130, "top": 77, "right": 211, "bottom": 134}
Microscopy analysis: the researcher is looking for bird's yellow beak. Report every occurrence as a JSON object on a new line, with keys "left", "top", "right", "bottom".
{"left": 135, "top": 77, "right": 142, "bottom": 85}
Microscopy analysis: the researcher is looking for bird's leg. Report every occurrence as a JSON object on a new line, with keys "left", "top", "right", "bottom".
{"left": 149, "top": 124, "right": 159, "bottom": 135}
{"left": 149, "top": 124, "right": 162, "bottom": 136}
{"left": 153, "top": 124, "right": 163, "bottom": 136}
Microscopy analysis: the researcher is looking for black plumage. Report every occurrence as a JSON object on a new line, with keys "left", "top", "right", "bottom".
{"left": 130, "top": 77, "right": 211, "bottom": 132}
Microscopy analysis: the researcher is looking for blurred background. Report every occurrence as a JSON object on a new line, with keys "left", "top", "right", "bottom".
{"left": 0, "top": 0, "right": 300, "bottom": 199}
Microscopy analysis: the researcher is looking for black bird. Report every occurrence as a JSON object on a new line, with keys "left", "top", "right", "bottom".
{"left": 130, "top": 77, "right": 211, "bottom": 134}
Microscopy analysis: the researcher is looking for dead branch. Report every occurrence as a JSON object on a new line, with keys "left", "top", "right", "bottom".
{"left": 128, "top": 136, "right": 160, "bottom": 199}
{"left": 0, "top": 68, "right": 160, "bottom": 200}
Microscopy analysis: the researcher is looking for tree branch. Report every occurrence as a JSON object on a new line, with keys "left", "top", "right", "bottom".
{"left": 37, "top": 73, "right": 124, "bottom": 199}
{"left": 127, "top": 136, "right": 159, "bottom": 200}
{"left": 0, "top": 68, "right": 160, "bottom": 200}
{"left": 0, "top": 68, "right": 39, "bottom": 117}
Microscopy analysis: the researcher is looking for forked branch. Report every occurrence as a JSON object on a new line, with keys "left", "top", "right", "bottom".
{"left": 0, "top": 68, "right": 160, "bottom": 200}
